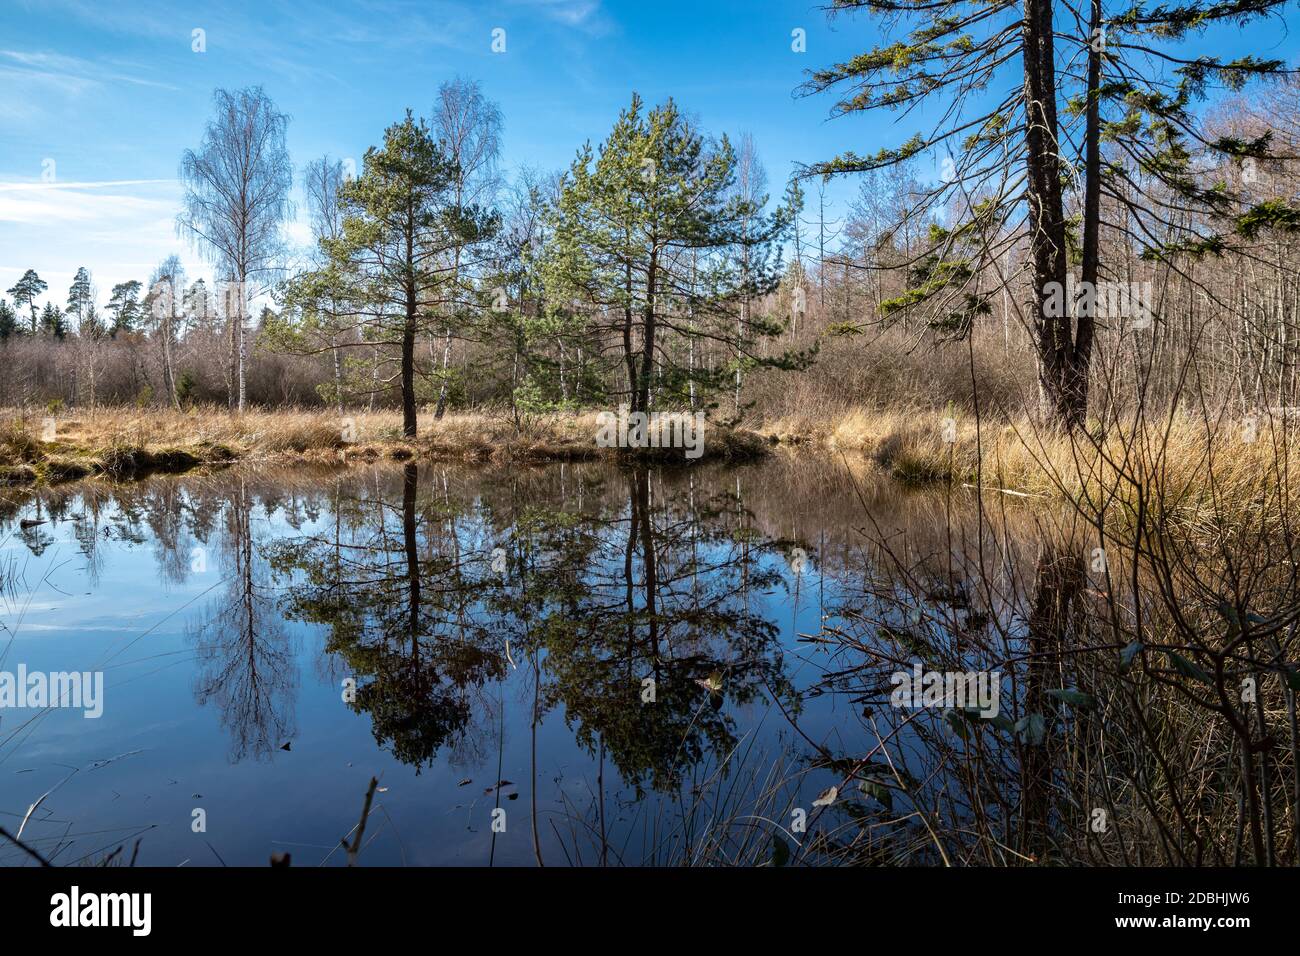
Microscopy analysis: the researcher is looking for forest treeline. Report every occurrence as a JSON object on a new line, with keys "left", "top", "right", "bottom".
{"left": 3, "top": 0, "right": 1299, "bottom": 438}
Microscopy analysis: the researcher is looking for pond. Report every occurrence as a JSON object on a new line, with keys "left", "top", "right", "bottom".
{"left": 2, "top": 456, "right": 952, "bottom": 866}
{"left": 3, "top": 454, "right": 1269, "bottom": 867}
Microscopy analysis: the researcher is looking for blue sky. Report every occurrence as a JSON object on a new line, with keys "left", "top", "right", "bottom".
{"left": 1, "top": 0, "right": 1297, "bottom": 311}
{"left": 0, "top": 0, "right": 884, "bottom": 305}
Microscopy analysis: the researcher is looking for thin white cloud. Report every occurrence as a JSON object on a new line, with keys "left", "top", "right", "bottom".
{"left": 0, "top": 65, "right": 94, "bottom": 121}
{"left": 0, "top": 49, "right": 181, "bottom": 90}
{"left": 0, "top": 179, "right": 174, "bottom": 192}
{"left": 0, "top": 179, "right": 209, "bottom": 307}
{"left": 0, "top": 48, "right": 180, "bottom": 124}
{"left": 0, "top": 180, "right": 177, "bottom": 224}
{"left": 30, "top": 1, "right": 464, "bottom": 86}
{"left": 522, "top": 0, "right": 603, "bottom": 28}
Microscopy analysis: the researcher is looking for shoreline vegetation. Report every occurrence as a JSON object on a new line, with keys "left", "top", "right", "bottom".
{"left": 3, "top": 405, "right": 1296, "bottom": 517}
{"left": 0, "top": 407, "right": 772, "bottom": 486}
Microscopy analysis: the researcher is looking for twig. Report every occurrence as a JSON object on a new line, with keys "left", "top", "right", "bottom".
{"left": 342, "top": 776, "right": 379, "bottom": 867}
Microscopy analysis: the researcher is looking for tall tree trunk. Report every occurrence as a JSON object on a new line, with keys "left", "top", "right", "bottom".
{"left": 1023, "top": 0, "right": 1075, "bottom": 427}
{"left": 237, "top": 317, "right": 247, "bottom": 412}
{"left": 164, "top": 311, "right": 180, "bottom": 410}
{"left": 623, "top": 253, "right": 638, "bottom": 412}
{"left": 434, "top": 324, "right": 452, "bottom": 419}
{"left": 236, "top": 270, "right": 248, "bottom": 413}
{"left": 638, "top": 251, "right": 657, "bottom": 414}
{"left": 227, "top": 313, "right": 237, "bottom": 409}
{"left": 332, "top": 343, "right": 344, "bottom": 415}
{"left": 1071, "top": 0, "right": 1103, "bottom": 423}
{"left": 402, "top": 290, "right": 418, "bottom": 439}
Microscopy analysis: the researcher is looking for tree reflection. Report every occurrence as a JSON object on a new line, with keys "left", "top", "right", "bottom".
{"left": 187, "top": 477, "right": 297, "bottom": 762}
{"left": 537, "top": 467, "right": 797, "bottom": 795}
{"left": 269, "top": 462, "right": 798, "bottom": 795}
{"left": 272, "top": 463, "right": 502, "bottom": 770}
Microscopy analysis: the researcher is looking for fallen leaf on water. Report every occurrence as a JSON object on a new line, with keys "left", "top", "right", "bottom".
{"left": 694, "top": 671, "right": 724, "bottom": 694}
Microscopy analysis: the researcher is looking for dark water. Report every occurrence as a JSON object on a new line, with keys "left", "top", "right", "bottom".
{"left": 0, "top": 457, "right": 939, "bottom": 866}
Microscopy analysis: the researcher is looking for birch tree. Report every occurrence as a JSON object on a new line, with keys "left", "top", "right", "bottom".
{"left": 430, "top": 77, "right": 502, "bottom": 419}
{"left": 179, "top": 86, "right": 293, "bottom": 412}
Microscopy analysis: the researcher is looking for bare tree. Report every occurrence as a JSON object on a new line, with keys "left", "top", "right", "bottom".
{"left": 144, "top": 255, "right": 185, "bottom": 409}
{"left": 303, "top": 155, "right": 346, "bottom": 248}
{"left": 179, "top": 86, "right": 293, "bottom": 412}
{"left": 731, "top": 133, "right": 767, "bottom": 417}
{"left": 302, "top": 155, "right": 350, "bottom": 413}
{"left": 430, "top": 76, "right": 502, "bottom": 419}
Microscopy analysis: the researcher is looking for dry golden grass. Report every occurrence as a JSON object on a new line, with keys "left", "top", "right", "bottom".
{"left": 5, "top": 402, "right": 1295, "bottom": 525}
{"left": 0, "top": 405, "right": 768, "bottom": 485}
{"left": 760, "top": 403, "right": 1300, "bottom": 523}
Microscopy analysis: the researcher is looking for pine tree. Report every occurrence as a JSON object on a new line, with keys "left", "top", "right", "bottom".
{"left": 6, "top": 269, "right": 47, "bottom": 334}
{"left": 0, "top": 299, "right": 16, "bottom": 342}
{"left": 40, "top": 302, "right": 67, "bottom": 340}
{"left": 544, "top": 94, "right": 807, "bottom": 416}
{"left": 107, "top": 280, "right": 142, "bottom": 336}
{"left": 66, "top": 266, "right": 92, "bottom": 331}
{"left": 805, "top": 0, "right": 1300, "bottom": 427}
{"left": 474, "top": 170, "right": 589, "bottom": 418}
{"left": 183, "top": 279, "right": 213, "bottom": 331}
{"left": 80, "top": 302, "right": 104, "bottom": 341}
{"left": 282, "top": 111, "right": 497, "bottom": 437}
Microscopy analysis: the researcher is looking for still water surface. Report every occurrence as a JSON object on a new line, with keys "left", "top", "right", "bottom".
{"left": 2, "top": 457, "right": 938, "bottom": 866}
